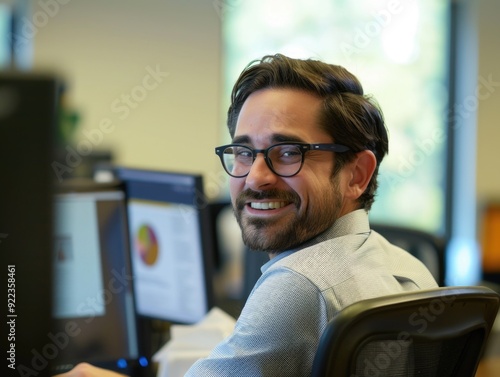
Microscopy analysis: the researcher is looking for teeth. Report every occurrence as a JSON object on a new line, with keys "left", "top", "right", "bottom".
{"left": 250, "top": 202, "right": 287, "bottom": 210}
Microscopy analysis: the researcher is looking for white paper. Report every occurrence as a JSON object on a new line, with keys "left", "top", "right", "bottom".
{"left": 153, "top": 307, "right": 236, "bottom": 377}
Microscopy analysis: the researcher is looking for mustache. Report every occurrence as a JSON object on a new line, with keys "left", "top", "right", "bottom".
{"left": 235, "top": 189, "right": 301, "bottom": 210}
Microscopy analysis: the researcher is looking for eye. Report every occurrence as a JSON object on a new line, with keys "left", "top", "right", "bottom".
{"left": 236, "top": 148, "right": 252, "bottom": 158}
{"left": 232, "top": 146, "right": 254, "bottom": 164}
{"left": 271, "top": 145, "right": 303, "bottom": 164}
{"left": 281, "top": 149, "right": 302, "bottom": 157}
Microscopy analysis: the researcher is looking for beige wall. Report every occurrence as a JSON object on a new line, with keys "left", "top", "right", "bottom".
{"left": 31, "top": 0, "right": 227, "bottom": 200}
{"left": 476, "top": 0, "right": 500, "bottom": 204}
{"left": 29, "top": 0, "right": 499, "bottom": 206}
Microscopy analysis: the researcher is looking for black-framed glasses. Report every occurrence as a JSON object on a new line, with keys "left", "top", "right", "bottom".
{"left": 215, "top": 142, "right": 350, "bottom": 178}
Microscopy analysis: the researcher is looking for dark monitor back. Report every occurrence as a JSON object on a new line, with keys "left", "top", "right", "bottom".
{"left": 0, "top": 73, "right": 58, "bottom": 377}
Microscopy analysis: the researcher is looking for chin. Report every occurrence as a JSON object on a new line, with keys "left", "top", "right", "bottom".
{"left": 241, "top": 225, "right": 297, "bottom": 253}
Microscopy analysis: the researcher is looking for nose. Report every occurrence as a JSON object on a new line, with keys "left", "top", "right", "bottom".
{"left": 244, "top": 153, "right": 278, "bottom": 189}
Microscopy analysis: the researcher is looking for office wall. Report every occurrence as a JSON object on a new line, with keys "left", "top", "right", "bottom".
{"left": 31, "top": 0, "right": 227, "bottom": 200}
{"left": 476, "top": 0, "right": 500, "bottom": 204}
{"left": 28, "top": 0, "right": 499, "bottom": 205}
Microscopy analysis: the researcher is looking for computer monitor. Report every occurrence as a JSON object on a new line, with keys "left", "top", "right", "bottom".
{"left": 51, "top": 180, "right": 146, "bottom": 375}
{"left": 0, "top": 72, "right": 59, "bottom": 377}
{"left": 114, "top": 167, "right": 214, "bottom": 325}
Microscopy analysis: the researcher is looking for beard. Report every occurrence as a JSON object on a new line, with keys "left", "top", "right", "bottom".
{"left": 233, "top": 174, "right": 343, "bottom": 254}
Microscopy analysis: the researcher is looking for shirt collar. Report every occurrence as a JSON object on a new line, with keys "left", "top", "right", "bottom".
{"left": 261, "top": 209, "right": 370, "bottom": 274}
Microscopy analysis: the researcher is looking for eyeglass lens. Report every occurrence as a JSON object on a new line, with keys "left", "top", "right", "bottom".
{"left": 222, "top": 144, "right": 303, "bottom": 177}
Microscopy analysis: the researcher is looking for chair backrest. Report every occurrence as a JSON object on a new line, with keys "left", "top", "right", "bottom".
{"left": 311, "top": 286, "right": 500, "bottom": 377}
{"left": 371, "top": 223, "right": 446, "bottom": 286}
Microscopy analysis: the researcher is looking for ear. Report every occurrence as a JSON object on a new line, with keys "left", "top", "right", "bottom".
{"left": 344, "top": 150, "right": 377, "bottom": 200}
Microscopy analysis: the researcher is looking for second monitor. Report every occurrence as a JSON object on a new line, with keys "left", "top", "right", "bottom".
{"left": 115, "top": 167, "right": 214, "bottom": 325}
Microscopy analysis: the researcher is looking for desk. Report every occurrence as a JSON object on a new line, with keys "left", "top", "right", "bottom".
{"left": 476, "top": 357, "right": 500, "bottom": 377}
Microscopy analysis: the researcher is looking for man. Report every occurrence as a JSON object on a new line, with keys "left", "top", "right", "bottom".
{"left": 55, "top": 54, "right": 437, "bottom": 377}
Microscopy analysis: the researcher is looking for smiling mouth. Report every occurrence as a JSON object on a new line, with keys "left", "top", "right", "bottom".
{"left": 249, "top": 201, "right": 288, "bottom": 210}
{"left": 237, "top": 189, "right": 300, "bottom": 212}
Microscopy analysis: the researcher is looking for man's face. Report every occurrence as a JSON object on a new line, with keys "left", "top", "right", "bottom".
{"left": 230, "top": 88, "right": 351, "bottom": 254}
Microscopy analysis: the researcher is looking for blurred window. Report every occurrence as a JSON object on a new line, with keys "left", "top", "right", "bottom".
{"left": 222, "top": 0, "right": 450, "bottom": 235}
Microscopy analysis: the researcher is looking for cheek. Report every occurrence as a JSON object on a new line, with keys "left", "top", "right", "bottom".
{"left": 229, "top": 177, "right": 243, "bottom": 202}
{"left": 293, "top": 173, "right": 335, "bottom": 209}
{"left": 287, "top": 177, "right": 316, "bottom": 208}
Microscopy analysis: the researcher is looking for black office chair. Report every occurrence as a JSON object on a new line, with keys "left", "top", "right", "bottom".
{"left": 371, "top": 223, "right": 446, "bottom": 286}
{"left": 311, "top": 286, "right": 500, "bottom": 377}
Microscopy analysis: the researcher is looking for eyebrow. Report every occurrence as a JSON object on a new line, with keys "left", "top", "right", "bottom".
{"left": 232, "top": 133, "right": 306, "bottom": 145}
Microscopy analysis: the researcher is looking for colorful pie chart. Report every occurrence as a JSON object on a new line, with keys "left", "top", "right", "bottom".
{"left": 136, "top": 224, "right": 159, "bottom": 266}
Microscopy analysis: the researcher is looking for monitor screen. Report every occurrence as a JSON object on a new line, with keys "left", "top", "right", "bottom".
{"left": 115, "top": 167, "right": 214, "bottom": 324}
{"left": 51, "top": 181, "right": 144, "bottom": 375}
{"left": 0, "top": 4, "right": 11, "bottom": 68}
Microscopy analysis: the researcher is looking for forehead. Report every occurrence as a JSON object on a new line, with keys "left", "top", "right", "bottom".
{"left": 233, "top": 88, "right": 330, "bottom": 144}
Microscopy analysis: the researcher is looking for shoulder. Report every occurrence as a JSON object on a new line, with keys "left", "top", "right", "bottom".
{"left": 241, "top": 267, "right": 328, "bottom": 332}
